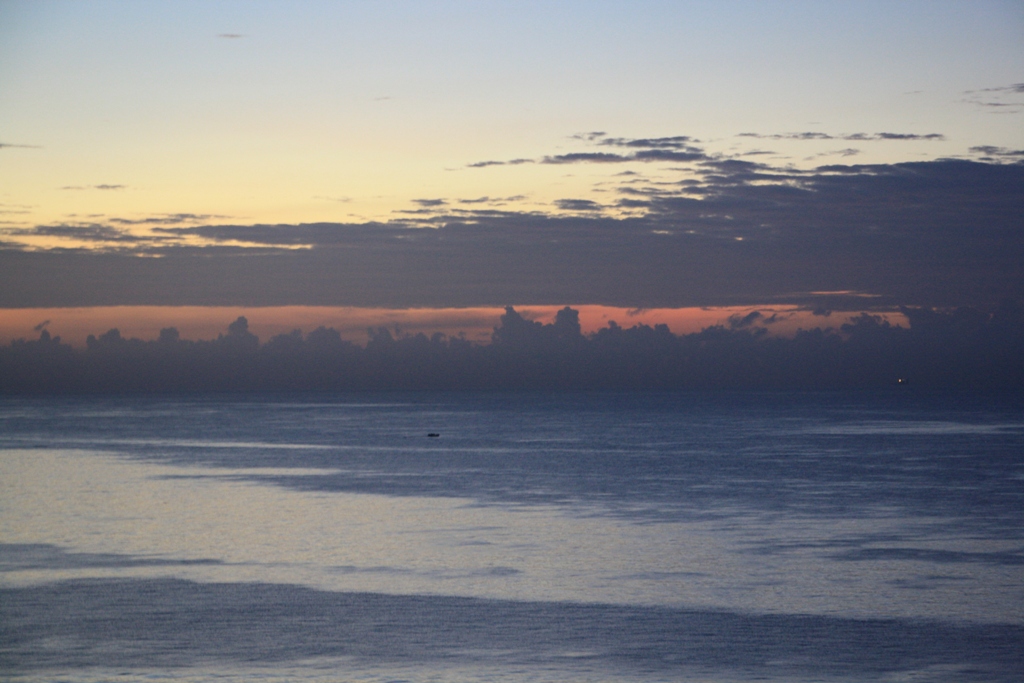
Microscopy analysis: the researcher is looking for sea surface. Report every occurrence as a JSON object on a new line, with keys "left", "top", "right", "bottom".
{"left": 1, "top": 391, "right": 1022, "bottom": 682}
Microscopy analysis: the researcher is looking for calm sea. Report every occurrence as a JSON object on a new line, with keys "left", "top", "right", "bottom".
{"left": 1, "top": 391, "right": 1022, "bottom": 682}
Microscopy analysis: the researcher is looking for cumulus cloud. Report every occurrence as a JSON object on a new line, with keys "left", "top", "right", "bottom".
{"left": 728, "top": 311, "right": 763, "bottom": 329}
{"left": 4, "top": 303, "right": 1023, "bottom": 391}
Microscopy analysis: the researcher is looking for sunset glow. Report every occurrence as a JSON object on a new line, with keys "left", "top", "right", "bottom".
{"left": 1, "top": 1, "right": 1021, "bottom": 359}
{"left": 0, "top": 305, "right": 908, "bottom": 348}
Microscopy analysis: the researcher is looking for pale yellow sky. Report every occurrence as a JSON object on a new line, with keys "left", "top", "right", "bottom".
{"left": 2, "top": 1, "right": 1021, "bottom": 250}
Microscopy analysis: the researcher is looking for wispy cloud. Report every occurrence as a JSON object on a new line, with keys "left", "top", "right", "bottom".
{"left": 554, "top": 199, "right": 604, "bottom": 212}
{"left": 10, "top": 223, "right": 149, "bottom": 243}
{"left": 107, "top": 213, "right": 230, "bottom": 225}
{"left": 466, "top": 158, "right": 534, "bottom": 168}
{"left": 457, "top": 195, "right": 526, "bottom": 205}
{"left": 963, "top": 83, "right": 1024, "bottom": 113}
{"left": 968, "top": 145, "right": 1024, "bottom": 161}
{"left": 472, "top": 130, "right": 930, "bottom": 172}
{"left": 600, "top": 135, "right": 700, "bottom": 149}
{"left": 542, "top": 152, "right": 633, "bottom": 164}
{"left": 738, "top": 132, "right": 944, "bottom": 141}
{"left": 0, "top": 142, "right": 42, "bottom": 150}
{"left": 569, "top": 131, "right": 607, "bottom": 142}
{"left": 805, "top": 148, "right": 861, "bottom": 161}
{"left": 60, "top": 184, "right": 127, "bottom": 191}
{"left": 475, "top": 136, "right": 711, "bottom": 168}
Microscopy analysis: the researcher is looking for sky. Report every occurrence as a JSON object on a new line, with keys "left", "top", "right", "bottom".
{"left": 1, "top": 0, "right": 1022, "bottom": 344}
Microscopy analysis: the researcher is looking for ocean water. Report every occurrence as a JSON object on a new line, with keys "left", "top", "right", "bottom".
{"left": 1, "top": 391, "right": 1022, "bottom": 682}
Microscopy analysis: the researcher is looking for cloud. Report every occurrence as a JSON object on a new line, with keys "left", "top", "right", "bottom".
{"left": 728, "top": 311, "right": 763, "bottom": 329}
{"left": 872, "top": 132, "right": 944, "bottom": 140}
{"left": 473, "top": 136, "right": 711, "bottom": 168}
{"left": 60, "top": 184, "right": 127, "bottom": 191}
{"left": 542, "top": 152, "right": 633, "bottom": 164}
{"left": 738, "top": 132, "right": 944, "bottom": 141}
{"left": 569, "top": 131, "right": 607, "bottom": 141}
{"left": 0, "top": 214, "right": 232, "bottom": 246}
{"left": 969, "top": 145, "right": 1024, "bottom": 162}
{"left": 554, "top": 199, "right": 603, "bottom": 212}
{"left": 632, "top": 149, "right": 707, "bottom": 162}
{"left": 466, "top": 158, "right": 533, "bottom": 168}
{"left": 3, "top": 139, "right": 1021, "bottom": 311}
{"left": 600, "top": 135, "right": 700, "bottom": 149}
{"left": 541, "top": 150, "right": 709, "bottom": 165}
{"left": 458, "top": 195, "right": 526, "bottom": 204}
{"left": 4, "top": 303, "right": 1023, "bottom": 391}
{"left": 217, "top": 33, "right": 245, "bottom": 38}
{"left": 10, "top": 223, "right": 151, "bottom": 244}
{"left": 738, "top": 131, "right": 832, "bottom": 140}
{"left": 963, "top": 83, "right": 1024, "bottom": 112}
{"left": 0, "top": 142, "right": 42, "bottom": 150}
{"left": 108, "top": 213, "right": 230, "bottom": 225}
{"left": 804, "top": 148, "right": 861, "bottom": 161}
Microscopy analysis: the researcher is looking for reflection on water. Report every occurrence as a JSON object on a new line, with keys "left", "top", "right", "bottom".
{"left": 4, "top": 578, "right": 1022, "bottom": 683}
{"left": 802, "top": 420, "right": 1024, "bottom": 435}
{"left": 2, "top": 447, "right": 1021, "bottom": 622}
{"left": 1, "top": 392, "right": 1023, "bottom": 681}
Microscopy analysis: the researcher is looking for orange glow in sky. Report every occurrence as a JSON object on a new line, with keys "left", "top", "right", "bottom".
{"left": 0, "top": 305, "right": 908, "bottom": 348}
